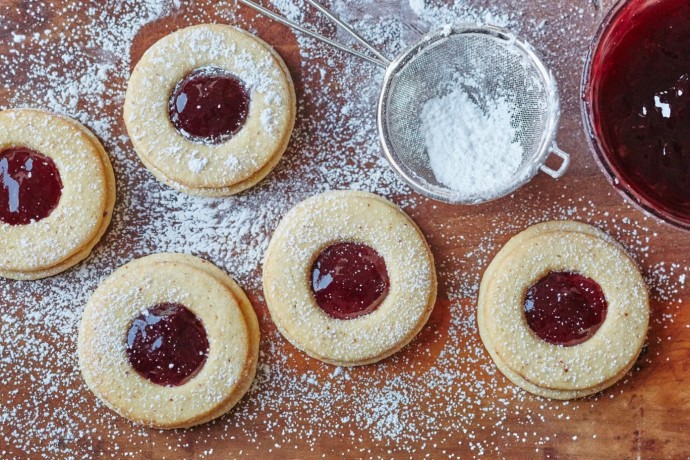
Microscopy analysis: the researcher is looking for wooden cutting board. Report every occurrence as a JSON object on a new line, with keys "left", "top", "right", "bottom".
{"left": 1, "top": 0, "right": 689, "bottom": 458}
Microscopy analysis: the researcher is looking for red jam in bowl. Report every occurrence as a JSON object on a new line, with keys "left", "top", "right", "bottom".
{"left": 310, "top": 242, "right": 390, "bottom": 320}
{"left": 586, "top": 0, "right": 690, "bottom": 227}
{"left": 126, "top": 303, "right": 209, "bottom": 387}
{"left": 0, "top": 147, "right": 62, "bottom": 226}
{"left": 524, "top": 271, "right": 608, "bottom": 347}
{"left": 169, "top": 67, "right": 250, "bottom": 144}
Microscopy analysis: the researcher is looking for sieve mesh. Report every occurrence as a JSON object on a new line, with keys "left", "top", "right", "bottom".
{"left": 380, "top": 30, "right": 555, "bottom": 203}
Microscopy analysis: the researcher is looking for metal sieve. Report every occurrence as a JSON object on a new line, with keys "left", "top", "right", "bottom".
{"left": 239, "top": 0, "right": 570, "bottom": 204}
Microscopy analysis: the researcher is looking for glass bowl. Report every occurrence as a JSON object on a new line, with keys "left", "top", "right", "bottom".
{"left": 581, "top": 0, "right": 690, "bottom": 230}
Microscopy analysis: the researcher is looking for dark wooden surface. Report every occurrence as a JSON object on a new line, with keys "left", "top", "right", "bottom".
{"left": 1, "top": 0, "right": 690, "bottom": 458}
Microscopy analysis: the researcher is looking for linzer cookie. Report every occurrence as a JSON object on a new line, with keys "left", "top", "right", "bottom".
{"left": 124, "top": 24, "right": 296, "bottom": 197}
{"left": 0, "top": 109, "right": 116, "bottom": 280}
{"left": 78, "top": 253, "right": 260, "bottom": 429}
{"left": 477, "top": 221, "right": 649, "bottom": 399}
{"left": 263, "top": 190, "right": 437, "bottom": 366}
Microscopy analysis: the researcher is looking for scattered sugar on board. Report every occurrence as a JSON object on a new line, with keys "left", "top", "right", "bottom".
{"left": 0, "top": 1, "right": 686, "bottom": 459}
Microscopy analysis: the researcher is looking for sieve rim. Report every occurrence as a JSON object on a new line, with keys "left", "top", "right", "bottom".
{"left": 377, "top": 23, "right": 562, "bottom": 205}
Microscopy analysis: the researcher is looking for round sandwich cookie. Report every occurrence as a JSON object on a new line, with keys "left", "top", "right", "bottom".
{"left": 0, "top": 109, "right": 116, "bottom": 280}
{"left": 477, "top": 221, "right": 649, "bottom": 399}
{"left": 263, "top": 190, "right": 437, "bottom": 366}
{"left": 124, "top": 24, "right": 296, "bottom": 197}
{"left": 78, "top": 253, "right": 259, "bottom": 429}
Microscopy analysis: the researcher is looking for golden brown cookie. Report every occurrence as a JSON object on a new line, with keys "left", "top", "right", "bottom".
{"left": 477, "top": 221, "right": 649, "bottom": 399}
{"left": 78, "top": 253, "right": 259, "bottom": 429}
{"left": 263, "top": 190, "right": 437, "bottom": 366}
{"left": 124, "top": 24, "right": 296, "bottom": 196}
{"left": 0, "top": 109, "right": 115, "bottom": 280}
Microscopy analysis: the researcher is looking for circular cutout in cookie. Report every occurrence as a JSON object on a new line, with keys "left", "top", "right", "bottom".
{"left": 0, "top": 147, "right": 63, "bottom": 226}
{"left": 311, "top": 242, "right": 390, "bottom": 320}
{"left": 169, "top": 67, "right": 250, "bottom": 144}
{"left": 126, "top": 302, "right": 209, "bottom": 387}
{"left": 524, "top": 271, "right": 607, "bottom": 347}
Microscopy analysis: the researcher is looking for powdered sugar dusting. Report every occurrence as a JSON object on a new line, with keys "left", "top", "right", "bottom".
{"left": 1, "top": 0, "right": 688, "bottom": 459}
{"left": 188, "top": 153, "right": 209, "bottom": 173}
{"left": 421, "top": 87, "right": 524, "bottom": 198}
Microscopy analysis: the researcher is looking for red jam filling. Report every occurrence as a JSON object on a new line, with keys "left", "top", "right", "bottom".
{"left": 589, "top": 0, "right": 690, "bottom": 223}
{"left": 523, "top": 271, "right": 607, "bottom": 347}
{"left": 310, "top": 242, "right": 390, "bottom": 320}
{"left": 169, "top": 67, "right": 250, "bottom": 144}
{"left": 0, "top": 147, "right": 62, "bottom": 226}
{"left": 126, "top": 303, "right": 209, "bottom": 387}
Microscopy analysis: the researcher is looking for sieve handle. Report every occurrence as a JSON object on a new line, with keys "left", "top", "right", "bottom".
{"left": 237, "top": 0, "right": 391, "bottom": 68}
{"left": 540, "top": 144, "right": 570, "bottom": 179}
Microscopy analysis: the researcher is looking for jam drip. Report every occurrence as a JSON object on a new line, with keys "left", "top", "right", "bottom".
{"left": 311, "top": 242, "right": 390, "bottom": 320}
{"left": 591, "top": 0, "right": 690, "bottom": 223}
{"left": 0, "top": 147, "right": 62, "bottom": 226}
{"left": 169, "top": 67, "right": 250, "bottom": 144}
{"left": 524, "top": 271, "right": 607, "bottom": 347}
{"left": 126, "top": 303, "right": 209, "bottom": 387}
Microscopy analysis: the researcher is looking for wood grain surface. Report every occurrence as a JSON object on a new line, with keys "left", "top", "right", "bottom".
{"left": 1, "top": 0, "right": 689, "bottom": 459}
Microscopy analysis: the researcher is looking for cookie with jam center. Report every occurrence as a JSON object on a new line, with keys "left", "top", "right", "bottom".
{"left": 0, "top": 109, "right": 115, "bottom": 280}
{"left": 124, "top": 24, "right": 296, "bottom": 197}
{"left": 78, "top": 253, "right": 259, "bottom": 429}
{"left": 263, "top": 190, "right": 437, "bottom": 366}
{"left": 478, "top": 221, "right": 649, "bottom": 399}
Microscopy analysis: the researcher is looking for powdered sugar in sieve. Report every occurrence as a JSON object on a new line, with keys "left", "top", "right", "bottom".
{"left": 239, "top": 0, "right": 570, "bottom": 204}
